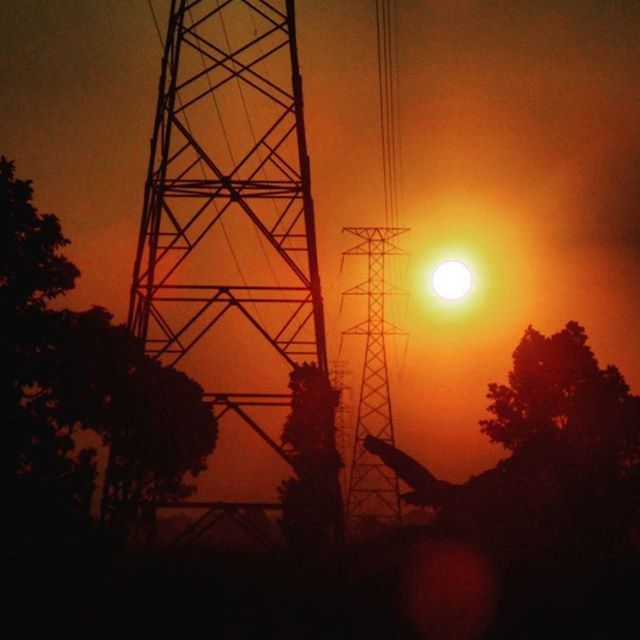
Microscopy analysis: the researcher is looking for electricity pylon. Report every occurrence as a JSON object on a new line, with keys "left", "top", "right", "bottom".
{"left": 104, "top": 0, "right": 335, "bottom": 537}
{"left": 343, "top": 226, "right": 408, "bottom": 532}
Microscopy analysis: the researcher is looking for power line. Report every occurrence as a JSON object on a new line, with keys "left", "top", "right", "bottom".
{"left": 375, "top": 0, "right": 403, "bottom": 228}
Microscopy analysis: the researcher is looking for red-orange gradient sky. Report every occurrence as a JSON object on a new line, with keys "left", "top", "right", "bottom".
{"left": 2, "top": 1, "right": 639, "bottom": 498}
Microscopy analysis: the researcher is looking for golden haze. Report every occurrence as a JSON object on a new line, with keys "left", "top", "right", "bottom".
{"left": 1, "top": 0, "right": 639, "bottom": 493}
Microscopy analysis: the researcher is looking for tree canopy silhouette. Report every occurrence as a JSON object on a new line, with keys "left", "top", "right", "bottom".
{"left": 481, "top": 321, "right": 639, "bottom": 481}
{"left": 3, "top": 157, "right": 218, "bottom": 526}
{"left": 279, "top": 363, "right": 344, "bottom": 550}
{"left": 364, "top": 322, "right": 639, "bottom": 565}
{"left": 2, "top": 156, "right": 94, "bottom": 524}
{"left": 476, "top": 321, "right": 640, "bottom": 559}
{"left": 0, "top": 157, "right": 79, "bottom": 311}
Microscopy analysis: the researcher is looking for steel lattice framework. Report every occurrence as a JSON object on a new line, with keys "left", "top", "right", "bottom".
{"left": 343, "top": 227, "right": 408, "bottom": 530}
{"left": 104, "top": 0, "right": 330, "bottom": 526}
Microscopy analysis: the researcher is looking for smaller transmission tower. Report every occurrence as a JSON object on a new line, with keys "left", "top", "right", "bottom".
{"left": 343, "top": 227, "right": 408, "bottom": 531}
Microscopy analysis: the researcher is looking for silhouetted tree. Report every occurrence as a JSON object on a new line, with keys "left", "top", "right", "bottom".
{"left": 482, "top": 322, "right": 639, "bottom": 479}
{"left": 0, "top": 156, "right": 79, "bottom": 312}
{"left": 27, "top": 305, "right": 218, "bottom": 503}
{"left": 279, "top": 363, "right": 344, "bottom": 551}
{"left": 3, "top": 157, "right": 218, "bottom": 526}
{"left": 2, "top": 156, "right": 95, "bottom": 523}
{"left": 478, "top": 322, "right": 640, "bottom": 557}
{"left": 470, "top": 322, "right": 640, "bottom": 629}
{"left": 102, "top": 334, "right": 217, "bottom": 502}
{"left": 365, "top": 322, "right": 640, "bottom": 564}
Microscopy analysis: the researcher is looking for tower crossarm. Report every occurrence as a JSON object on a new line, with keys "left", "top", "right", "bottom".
{"left": 132, "top": 285, "right": 320, "bottom": 368}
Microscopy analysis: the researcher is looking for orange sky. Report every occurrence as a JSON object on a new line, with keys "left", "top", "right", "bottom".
{"left": 2, "top": 0, "right": 639, "bottom": 497}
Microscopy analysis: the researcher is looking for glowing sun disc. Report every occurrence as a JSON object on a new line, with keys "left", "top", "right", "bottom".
{"left": 431, "top": 260, "right": 473, "bottom": 300}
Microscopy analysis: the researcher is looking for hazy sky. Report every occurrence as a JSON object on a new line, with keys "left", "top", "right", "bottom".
{"left": 2, "top": 0, "right": 639, "bottom": 497}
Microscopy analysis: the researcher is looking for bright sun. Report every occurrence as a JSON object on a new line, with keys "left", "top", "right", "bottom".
{"left": 431, "top": 260, "right": 473, "bottom": 300}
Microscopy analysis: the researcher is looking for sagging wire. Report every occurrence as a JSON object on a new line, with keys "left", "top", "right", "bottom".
{"left": 375, "top": 0, "right": 409, "bottom": 379}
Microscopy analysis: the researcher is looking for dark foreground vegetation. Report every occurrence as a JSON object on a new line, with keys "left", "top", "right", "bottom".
{"left": 9, "top": 522, "right": 640, "bottom": 639}
{"left": 4, "top": 157, "right": 640, "bottom": 638}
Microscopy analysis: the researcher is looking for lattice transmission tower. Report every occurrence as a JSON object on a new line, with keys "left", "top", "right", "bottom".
{"left": 103, "top": 0, "right": 334, "bottom": 535}
{"left": 343, "top": 227, "right": 408, "bottom": 530}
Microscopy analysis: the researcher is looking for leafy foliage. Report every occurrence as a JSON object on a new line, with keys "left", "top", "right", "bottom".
{"left": 474, "top": 322, "right": 640, "bottom": 560}
{"left": 14, "top": 306, "right": 218, "bottom": 502}
{"left": 103, "top": 336, "right": 217, "bottom": 502}
{"left": 2, "top": 156, "right": 95, "bottom": 520}
{"left": 0, "top": 157, "right": 79, "bottom": 310}
{"left": 279, "top": 364, "right": 344, "bottom": 550}
{"left": 3, "top": 158, "right": 218, "bottom": 523}
{"left": 481, "top": 322, "right": 639, "bottom": 473}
